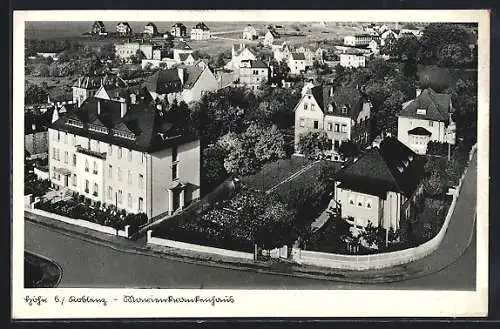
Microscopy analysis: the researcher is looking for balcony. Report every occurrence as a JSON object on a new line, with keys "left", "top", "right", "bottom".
{"left": 76, "top": 146, "right": 107, "bottom": 160}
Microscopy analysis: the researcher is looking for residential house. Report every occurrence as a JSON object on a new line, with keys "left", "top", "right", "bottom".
{"left": 295, "top": 46, "right": 324, "bottom": 66}
{"left": 333, "top": 136, "right": 425, "bottom": 230}
{"left": 115, "top": 42, "right": 154, "bottom": 60}
{"left": 238, "top": 60, "right": 269, "bottom": 91}
{"left": 334, "top": 45, "right": 371, "bottom": 55}
{"left": 224, "top": 44, "right": 257, "bottom": 70}
{"left": 343, "top": 34, "right": 372, "bottom": 47}
{"left": 171, "top": 23, "right": 187, "bottom": 38}
{"left": 272, "top": 42, "right": 292, "bottom": 63}
{"left": 90, "top": 21, "right": 106, "bottom": 35}
{"left": 264, "top": 29, "right": 280, "bottom": 47}
{"left": 72, "top": 74, "right": 128, "bottom": 107}
{"left": 340, "top": 53, "right": 366, "bottom": 68}
{"left": 116, "top": 22, "right": 132, "bottom": 36}
{"left": 367, "top": 39, "right": 380, "bottom": 54}
{"left": 144, "top": 22, "right": 158, "bottom": 36}
{"left": 380, "top": 29, "right": 399, "bottom": 46}
{"left": 397, "top": 88, "right": 456, "bottom": 155}
{"left": 143, "top": 66, "right": 218, "bottom": 104}
{"left": 398, "top": 28, "right": 423, "bottom": 38}
{"left": 288, "top": 53, "right": 307, "bottom": 75}
{"left": 190, "top": 22, "right": 211, "bottom": 40}
{"left": 172, "top": 41, "right": 194, "bottom": 62}
{"left": 243, "top": 25, "right": 258, "bottom": 40}
{"left": 294, "top": 84, "right": 372, "bottom": 160}
{"left": 47, "top": 88, "right": 200, "bottom": 220}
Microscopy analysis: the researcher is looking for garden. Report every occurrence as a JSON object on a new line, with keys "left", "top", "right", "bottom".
{"left": 35, "top": 193, "right": 148, "bottom": 236}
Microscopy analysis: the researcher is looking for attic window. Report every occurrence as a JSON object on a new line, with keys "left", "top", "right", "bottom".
{"left": 403, "top": 160, "right": 409, "bottom": 167}
{"left": 416, "top": 109, "right": 427, "bottom": 115}
{"left": 328, "top": 104, "right": 333, "bottom": 112}
{"left": 397, "top": 166, "right": 404, "bottom": 173}
{"left": 66, "top": 119, "right": 84, "bottom": 128}
{"left": 408, "top": 155, "right": 414, "bottom": 162}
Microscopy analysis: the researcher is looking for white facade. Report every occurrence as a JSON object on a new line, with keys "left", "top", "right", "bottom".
{"left": 181, "top": 66, "right": 218, "bottom": 104}
{"left": 190, "top": 28, "right": 210, "bottom": 40}
{"left": 288, "top": 56, "right": 307, "bottom": 75}
{"left": 115, "top": 43, "right": 154, "bottom": 60}
{"left": 242, "top": 26, "right": 257, "bottom": 40}
{"left": 343, "top": 34, "right": 372, "bottom": 47}
{"left": 264, "top": 31, "right": 278, "bottom": 47}
{"left": 340, "top": 53, "right": 366, "bottom": 68}
{"left": 397, "top": 116, "right": 455, "bottom": 155}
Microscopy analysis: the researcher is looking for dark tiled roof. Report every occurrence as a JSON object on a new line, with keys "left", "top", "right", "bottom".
{"left": 249, "top": 60, "right": 268, "bottom": 69}
{"left": 49, "top": 94, "right": 195, "bottom": 153}
{"left": 267, "top": 30, "right": 280, "bottom": 38}
{"left": 291, "top": 53, "right": 306, "bottom": 60}
{"left": 397, "top": 88, "right": 451, "bottom": 122}
{"left": 194, "top": 22, "right": 210, "bottom": 31}
{"left": 172, "top": 22, "right": 186, "bottom": 28}
{"left": 335, "top": 137, "right": 424, "bottom": 197}
{"left": 183, "top": 66, "right": 204, "bottom": 89}
{"left": 408, "top": 127, "right": 432, "bottom": 136}
{"left": 309, "top": 85, "right": 367, "bottom": 120}
{"left": 143, "top": 69, "right": 183, "bottom": 94}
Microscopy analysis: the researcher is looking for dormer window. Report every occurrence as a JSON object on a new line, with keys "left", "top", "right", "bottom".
{"left": 328, "top": 104, "right": 333, "bottom": 112}
{"left": 416, "top": 109, "right": 427, "bottom": 115}
{"left": 408, "top": 155, "right": 414, "bottom": 162}
{"left": 397, "top": 166, "right": 404, "bottom": 173}
{"left": 403, "top": 160, "right": 409, "bottom": 167}
{"left": 66, "top": 119, "right": 84, "bottom": 128}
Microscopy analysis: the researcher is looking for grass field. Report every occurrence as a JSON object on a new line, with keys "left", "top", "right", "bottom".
{"left": 272, "top": 160, "right": 331, "bottom": 199}
{"left": 241, "top": 156, "right": 311, "bottom": 192}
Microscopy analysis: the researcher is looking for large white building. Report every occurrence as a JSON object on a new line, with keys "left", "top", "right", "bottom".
{"left": 343, "top": 34, "right": 372, "bottom": 47}
{"left": 242, "top": 25, "right": 258, "bottom": 40}
{"left": 47, "top": 89, "right": 201, "bottom": 220}
{"left": 115, "top": 42, "right": 155, "bottom": 60}
{"left": 190, "top": 22, "right": 211, "bottom": 40}
{"left": 339, "top": 53, "right": 366, "bottom": 68}
{"left": 72, "top": 74, "right": 129, "bottom": 107}
{"left": 238, "top": 59, "right": 269, "bottom": 91}
{"left": 397, "top": 88, "right": 456, "bottom": 155}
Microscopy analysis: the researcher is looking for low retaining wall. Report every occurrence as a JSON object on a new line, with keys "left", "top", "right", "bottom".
{"left": 25, "top": 207, "right": 130, "bottom": 238}
{"left": 146, "top": 230, "right": 254, "bottom": 260}
{"left": 292, "top": 144, "right": 477, "bottom": 270}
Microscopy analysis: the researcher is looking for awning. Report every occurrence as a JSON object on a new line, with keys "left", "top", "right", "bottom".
{"left": 408, "top": 127, "right": 432, "bottom": 136}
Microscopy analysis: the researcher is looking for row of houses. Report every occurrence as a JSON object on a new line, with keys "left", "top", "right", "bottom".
{"left": 90, "top": 21, "right": 212, "bottom": 40}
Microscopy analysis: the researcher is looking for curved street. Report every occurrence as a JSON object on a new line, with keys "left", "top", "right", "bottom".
{"left": 24, "top": 153, "right": 477, "bottom": 290}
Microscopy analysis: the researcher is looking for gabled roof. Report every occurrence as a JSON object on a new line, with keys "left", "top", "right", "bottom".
{"left": 397, "top": 88, "right": 451, "bottom": 122}
{"left": 175, "top": 41, "right": 192, "bottom": 50}
{"left": 306, "top": 84, "right": 367, "bottom": 120}
{"left": 146, "top": 22, "right": 157, "bottom": 27}
{"left": 178, "top": 53, "right": 193, "bottom": 62}
{"left": 193, "top": 22, "right": 210, "bottom": 31}
{"left": 290, "top": 53, "right": 306, "bottom": 60}
{"left": 183, "top": 66, "right": 205, "bottom": 89}
{"left": 93, "top": 21, "right": 105, "bottom": 28}
{"left": 247, "top": 60, "right": 268, "bottom": 69}
{"left": 172, "top": 22, "right": 186, "bottom": 28}
{"left": 117, "top": 22, "right": 131, "bottom": 28}
{"left": 143, "top": 69, "right": 182, "bottom": 94}
{"left": 335, "top": 137, "right": 425, "bottom": 197}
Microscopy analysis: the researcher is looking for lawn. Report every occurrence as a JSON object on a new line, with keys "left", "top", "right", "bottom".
{"left": 240, "top": 156, "right": 311, "bottom": 192}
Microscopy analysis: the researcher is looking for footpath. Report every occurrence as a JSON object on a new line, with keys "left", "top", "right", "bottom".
{"left": 25, "top": 153, "right": 477, "bottom": 284}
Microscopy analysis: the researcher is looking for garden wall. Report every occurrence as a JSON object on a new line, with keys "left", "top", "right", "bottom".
{"left": 25, "top": 207, "right": 131, "bottom": 238}
{"left": 292, "top": 144, "right": 477, "bottom": 270}
{"left": 146, "top": 230, "right": 254, "bottom": 260}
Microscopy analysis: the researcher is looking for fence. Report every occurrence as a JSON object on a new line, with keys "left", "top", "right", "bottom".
{"left": 146, "top": 230, "right": 254, "bottom": 260}
{"left": 25, "top": 207, "right": 131, "bottom": 238}
{"left": 292, "top": 143, "right": 477, "bottom": 270}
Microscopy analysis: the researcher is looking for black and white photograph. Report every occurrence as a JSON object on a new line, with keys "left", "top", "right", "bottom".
{"left": 12, "top": 9, "right": 489, "bottom": 318}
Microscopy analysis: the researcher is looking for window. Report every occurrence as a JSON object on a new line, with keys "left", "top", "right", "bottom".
{"left": 118, "top": 147, "right": 122, "bottom": 159}
{"left": 128, "top": 193, "right": 132, "bottom": 207}
{"left": 334, "top": 140, "right": 340, "bottom": 151}
{"left": 172, "top": 146, "right": 178, "bottom": 162}
{"left": 341, "top": 106, "right": 347, "bottom": 114}
{"left": 85, "top": 160, "right": 89, "bottom": 172}
{"left": 52, "top": 167, "right": 56, "bottom": 179}
{"left": 172, "top": 163, "right": 178, "bottom": 180}
{"left": 118, "top": 190, "right": 123, "bottom": 204}
{"left": 72, "top": 154, "right": 77, "bottom": 166}
{"left": 64, "top": 151, "right": 68, "bottom": 164}
{"left": 72, "top": 134, "right": 76, "bottom": 146}
{"left": 56, "top": 149, "right": 60, "bottom": 161}
{"left": 108, "top": 186, "right": 113, "bottom": 200}
{"left": 138, "top": 197, "right": 144, "bottom": 212}
{"left": 335, "top": 123, "right": 340, "bottom": 132}
{"left": 341, "top": 124, "right": 347, "bottom": 133}
{"left": 127, "top": 149, "right": 132, "bottom": 161}
{"left": 357, "top": 196, "right": 363, "bottom": 207}
{"left": 127, "top": 170, "right": 132, "bottom": 185}
{"left": 311, "top": 104, "right": 315, "bottom": 110}
{"left": 85, "top": 180, "right": 89, "bottom": 193}
{"left": 93, "top": 183, "right": 98, "bottom": 196}
{"left": 138, "top": 174, "right": 144, "bottom": 188}
{"left": 313, "top": 121, "right": 319, "bottom": 129}
{"left": 64, "top": 132, "right": 68, "bottom": 144}
{"left": 328, "top": 123, "right": 333, "bottom": 131}
{"left": 117, "top": 167, "right": 122, "bottom": 181}
{"left": 108, "top": 165, "right": 113, "bottom": 178}
{"left": 366, "top": 199, "right": 372, "bottom": 209}
{"left": 348, "top": 194, "right": 355, "bottom": 205}
{"left": 429, "top": 121, "right": 434, "bottom": 127}
{"left": 416, "top": 109, "right": 426, "bottom": 115}
{"left": 93, "top": 161, "right": 98, "bottom": 175}
{"left": 108, "top": 144, "right": 113, "bottom": 156}
{"left": 57, "top": 131, "right": 60, "bottom": 142}
{"left": 299, "top": 119, "right": 305, "bottom": 127}
{"left": 141, "top": 153, "right": 144, "bottom": 164}
{"left": 303, "top": 104, "right": 308, "bottom": 110}
{"left": 52, "top": 148, "right": 56, "bottom": 160}
{"left": 72, "top": 174, "right": 77, "bottom": 186}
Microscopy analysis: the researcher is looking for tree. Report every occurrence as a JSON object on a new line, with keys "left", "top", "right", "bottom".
{"left": 297, "top": 131, "right": 329, "bottom": 160}
{"left": 445, "top": 78, "right": 477, "bottom": 144}
{"left": 437, "top": 43, "right": 471, "bottom": 67}
{"left": 25, "top": 83, "right": 48, "bottom": 105}
{"left": 423, "top": 171, "right": 447, "bottom": 198}
{"left": 338, "top": 140, "right": 359, "bottom": 159}
{"left": 254, "top": 125, "right": 287, "bottom": 162}
{"left": 201, "top": 144, "right": 228, "bottom": 190}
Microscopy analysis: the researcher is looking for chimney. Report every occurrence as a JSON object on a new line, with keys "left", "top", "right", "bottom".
{"left": 119, "top": 98, "right": 127, "bottom": 118}
{"left": 177, "top": 68, "right": 184, "bottom": 85}
{"left": 416, "top": 88, "right": 422, "bottom": 97}
{"left": 97, "top": 99, "right": 101, "bottom": 115}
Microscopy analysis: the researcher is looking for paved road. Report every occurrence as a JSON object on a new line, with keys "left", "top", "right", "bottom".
{"left": 24, "top": 154, "right": 477, "bottom": 290}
